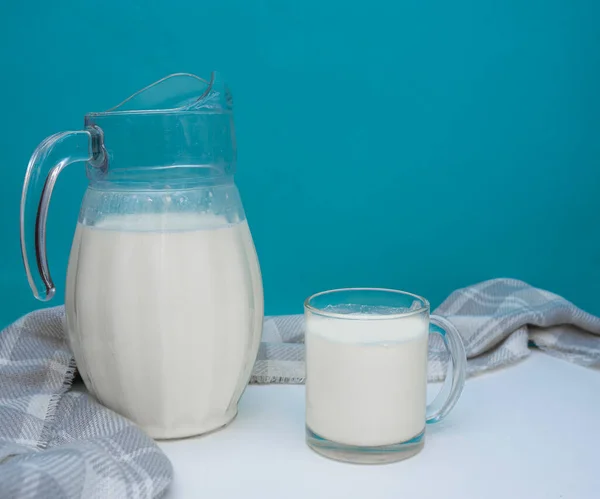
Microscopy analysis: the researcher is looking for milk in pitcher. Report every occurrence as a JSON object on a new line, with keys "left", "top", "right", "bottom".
{"left": 66, "top": 212, "right": 263, "bottom": 439}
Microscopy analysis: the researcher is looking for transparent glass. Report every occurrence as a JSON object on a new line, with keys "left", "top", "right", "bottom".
{"left": 20, "top": 73, "right": 264, "bottom": 439}
{"left": 304, "top": 288, "right": 466, "bottom": 464}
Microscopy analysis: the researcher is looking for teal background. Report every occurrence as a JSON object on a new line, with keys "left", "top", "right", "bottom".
{"left": 1, "top": 1, "right": 599, "bottom": 328}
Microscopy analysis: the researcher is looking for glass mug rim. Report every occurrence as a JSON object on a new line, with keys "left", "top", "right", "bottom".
{"left": 304, "top": 287, "right": 430, "bottom": 321}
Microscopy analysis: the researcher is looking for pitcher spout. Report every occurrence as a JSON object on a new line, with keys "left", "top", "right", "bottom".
{"left": 100, "top": 72, "right": 232, "bottom": 115}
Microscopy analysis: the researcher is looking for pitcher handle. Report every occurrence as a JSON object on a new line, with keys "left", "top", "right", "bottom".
{"left": 425, "top": 314, "right": 467, "bottom": 424}
{"left": 20, "top": 127, "right": 104, "bottom": 301}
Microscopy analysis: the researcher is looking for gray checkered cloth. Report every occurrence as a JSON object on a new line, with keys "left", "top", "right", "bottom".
{"left": 0, "top": 307, "right": 172, "bottom": 499}
{"left": 2, "top": 279, "right": 600, "bottom": 498}
{"left": 252, "top": 279, "right": 600, "bottom": 383}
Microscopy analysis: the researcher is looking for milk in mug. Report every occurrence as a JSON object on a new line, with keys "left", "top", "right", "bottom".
{"left": 306, "top": 311, "right": 429, "bottom": 447}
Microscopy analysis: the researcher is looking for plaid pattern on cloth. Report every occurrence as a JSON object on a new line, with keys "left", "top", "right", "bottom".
{"left": 0, "top": 307, "right": 172, "bottom": 499}
{"left": 2, "top": 279, "right": 599, "bottom": 498}
{"left": 252, "top": 279, "right": 600, "bottom": 383}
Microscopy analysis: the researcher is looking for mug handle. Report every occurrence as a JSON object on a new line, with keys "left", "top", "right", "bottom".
{"left": 425, "top": 314, "right": 467, "bottom": 424}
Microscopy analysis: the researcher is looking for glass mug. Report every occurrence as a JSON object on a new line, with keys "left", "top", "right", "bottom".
{"left": 304, "top": 288, "right": 466, "bottom": 464}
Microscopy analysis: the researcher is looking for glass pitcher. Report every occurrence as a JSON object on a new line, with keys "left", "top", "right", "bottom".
{"left": 20, "top": 73, "right": 264, "bottom": 439}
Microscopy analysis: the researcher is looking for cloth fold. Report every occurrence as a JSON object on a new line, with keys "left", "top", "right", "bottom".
{"left": 2, "top": 278, "right": 599, "bottom": 498}
{"left": 0, "top": 307, "right": 173, "bottom": 499}
{"left": 252, "top": 279, "right": 600, "bottom": 383}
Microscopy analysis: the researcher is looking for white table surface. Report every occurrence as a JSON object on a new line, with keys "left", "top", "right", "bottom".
{"left": 159, "top": 352, "right": 600, "bottom": 499}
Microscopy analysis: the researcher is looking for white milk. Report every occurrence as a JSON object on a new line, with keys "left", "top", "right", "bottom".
{"left": 65, "top": 213, "right": 263, "bottom": 439}
{"left": 306, "top": 312, "right": 429, "bottom": 447}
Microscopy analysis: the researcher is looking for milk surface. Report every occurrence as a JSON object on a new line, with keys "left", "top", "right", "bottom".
{"left": 65, "top": 213, "right": 263, "bottom": 439}
{"left": 306, "top": 311, "right": 428, "bottom": 446}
